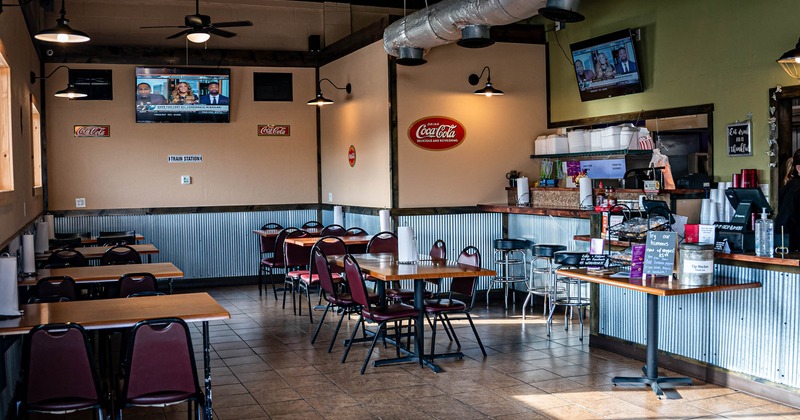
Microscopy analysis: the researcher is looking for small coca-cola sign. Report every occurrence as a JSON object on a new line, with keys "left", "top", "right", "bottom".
{"left": 407, "top": 116, "right": 466, "bottom": 151}
{"left": 73, "top": 125, "right": 110, "bottom": 137}
{"left": 348, "top": 145, "right": 356, "bottom": 167}
{"left": 258, "top": 125, "right": 291, "bottom": 136}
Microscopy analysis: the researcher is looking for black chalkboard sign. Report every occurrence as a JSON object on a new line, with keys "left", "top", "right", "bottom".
{"left": 643, "top": 231, "right": 677, "bottom": 277}
{"left": 727, "top": 121, "right": 752, "bottom": 156}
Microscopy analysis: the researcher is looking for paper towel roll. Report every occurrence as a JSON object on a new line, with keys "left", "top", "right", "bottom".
{"left": 35, "top": 221, "right": 49, "bottom": 253}
{"left": 579, "top": 177, "right": 593, "bottom": 209}
{"left": 333, "top": 206, "right": 344, "bottom": 227}
{"left": 0, "top": 254, "right": 21, "bottom": 316}
{"left": 397, "top": 226, "right": 418, "bottom": 263}
{"left": 7, "top": 236, "right": 20, "bottom": 258}
{"left": 516, "top": 177, "right": 530, "bottom": 206}
{"left": 379, "top": 210, "right": 391, "bottom": 233}
{"left": 22, "top": 233, "right": 36, "bottom": 274}
{"left": 45, "top": 214, "right": 55, "bottom": 239}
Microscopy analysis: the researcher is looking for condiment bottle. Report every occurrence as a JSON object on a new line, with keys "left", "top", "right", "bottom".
{"left": 596, "top": 182, "right": 606, "bottom": 207}
{"left": 607, "top": 186, "right": 617, "bottom": 207}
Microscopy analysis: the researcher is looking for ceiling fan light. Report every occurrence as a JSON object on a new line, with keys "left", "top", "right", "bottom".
{"left": 187, "top": 31, "right": 210, "bottom": 43}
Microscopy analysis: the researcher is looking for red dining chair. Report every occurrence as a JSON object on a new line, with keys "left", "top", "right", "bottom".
{"left": 301, "top": 221, "right": 323, "bottom": 229}
{"left": 424, "top": 239, "right": 447, "bottom": 294}
{"left": 320, "top": 224, "right": 347, "bottom": 236}
{"left": 345, "top": 227, "right": 368, "bottom": 236}
{"left": 117, "top": 272, "right": 158, "bottom": 298}
{"left": 298, "top": 236, "right": 347, "bottom": 323}
{"left": 100, "top": 245, "right": 141, "bottom": 265}
{"left": 44, "top": 248, "right": 88, "bottom": 268}
{"left": 341, "top": 254, "right": 418, "bottom": 374}
{"left": 257, "top": 222, "right": 283, "bottom": 284}
{"left": 260, "top": 227, "right": 299, "bottom": 298}
{"left": 282, "top": 229, "right": 312, "bottom": 313}
{"left": 117, "top": 318, "right": 204, "bottom": 419}
{"left": 424, "top": 246, "right": 487, "bottom": 359}
{"left": 34, "top": 276, "right": 77, "bottom": 302}
{"left": 17, "top": 323, "right": 106, "bottom": 419}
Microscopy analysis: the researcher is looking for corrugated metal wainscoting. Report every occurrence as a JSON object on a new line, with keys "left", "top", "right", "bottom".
{"left": 597, "top": 263, "right": 799, "bottom": 389}
{"left": 55, "top": 210, "right": 317, "bottom": 279}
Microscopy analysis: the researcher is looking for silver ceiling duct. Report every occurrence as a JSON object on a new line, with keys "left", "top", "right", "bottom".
{"left": 384, "top": 0, "right": 547, "bottom": 60}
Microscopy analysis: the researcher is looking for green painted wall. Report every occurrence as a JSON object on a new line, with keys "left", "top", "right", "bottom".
{"left": 547, "top": 0, "right": 799, "bottom": 183}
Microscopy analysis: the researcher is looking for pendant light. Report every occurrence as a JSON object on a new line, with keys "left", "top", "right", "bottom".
{"left": 778, "top": 37, "right": 800, "bottom": 81}
{"left": 30, "top": 66, "right": 88, "bottom": 99}
{"left": 307, "top": 78, "right": 352, "bottom": 106}
{"left": 35, "top": 0, "right": 90, "bottom": 43}
{"left": 186, "top": 30, "right": 211, "bottom": 44}
{"left": 468, "top": 66, "right": 504, "bottom": 97}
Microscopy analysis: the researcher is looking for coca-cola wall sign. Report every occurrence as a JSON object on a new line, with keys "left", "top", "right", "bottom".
{"left": 73, "top": 125, "right": 110, "bottom": 137}
{"left": 257, "top": 125, "right": 291, "bottom": 136}
{"left": 407, "top": 116, "right": 466, "bottom": 151}
{"left": 348, "top": 145, "right": 356, "bottom": 167}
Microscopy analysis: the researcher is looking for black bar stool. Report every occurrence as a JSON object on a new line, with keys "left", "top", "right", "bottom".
{"left": 547, "top": 251, "right": 590, "bottom": 341}
{"left": 486, "top": 239, "right": 528, "bottom": 309}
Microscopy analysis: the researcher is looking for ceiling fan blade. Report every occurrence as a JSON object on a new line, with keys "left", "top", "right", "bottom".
{"left": 208, "top": 28, "right": 237, "bottom": 38}
{"left": 141, "top": 25, "right": 189, "bottom": 29}
{"left": 211, "top": 20, "right": 253, "bottom": 28}
{"left": 166, "top": 29, "right": 192, "bottom": 39}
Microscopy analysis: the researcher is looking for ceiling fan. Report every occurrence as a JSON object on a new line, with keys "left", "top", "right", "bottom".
{"left": 140, "top": 0, "right": 253, "bottom": 43}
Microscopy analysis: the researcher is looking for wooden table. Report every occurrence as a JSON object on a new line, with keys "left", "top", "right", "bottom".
{"left": 251, "top": 228, "right": 322, "bottom": 238}
{"left": 36, "top": 244, "right": 159, "bottom": 262}
{"left": 21, "top": 262, "right": 184, "bottom": 292}
{"left": 555, "top": 268, "right": 761, "bottom": 398}
{"left": 284, "top": 235, "right": 371, "bottom": 247}
{"left": 80, "top": 233, "right": 145, "bottom": 245}
{"left": 0, "top": 292, "right": 229, "bottom": 420}
{"left": 331, "top": 253, "right": 496, "bottom": 372}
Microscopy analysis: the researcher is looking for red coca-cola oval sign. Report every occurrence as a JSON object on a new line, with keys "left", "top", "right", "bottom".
{"left": 408, "top": 116, "right": 466, "bottom": 151}
{"left": 348, "top": 145, "right": 356, "bottom": 167}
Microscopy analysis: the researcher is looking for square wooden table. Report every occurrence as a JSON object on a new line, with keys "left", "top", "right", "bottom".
{"left": 331, "top": 253, "right": 496, "bottom": 372}
{"left": 36, "top": 244, "right": 159, "bottom": 262}
{"left": 20, "top": 262, "right": 184, "bottom": 293}
{"left": 555, "top": 268, "right": 761, "bottom": 398}
{"left": 80, "top": 233, "right": 145, "bottom": 245}
{"left": 0, "top": 292, "right": 230, "bottom": 419}
{"left": 283, "top": 235, "right": 371, "bottom": 248}
{"left": 251, "top": 228, "right": 322, "bottom": 238}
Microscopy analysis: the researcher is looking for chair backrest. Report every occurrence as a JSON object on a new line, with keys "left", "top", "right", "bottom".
{"left": 99, "top": 230, "right": 136, "bottom": 237}
{"left": 366, "top": 231, "right": 398, "bottom": 254}
{"left": 311, "top": 248, "right": 338, "bottom": 298}
{"left": 100, "top": 245, "right": 141, "bottom": 265}
{"left": 345, "top": 227, "right": 368, "bottom": 236}
{"left": 45, "top": 249, "right": 88, "bottom": 268}
{"left": 35, "top": 276, "right": 77, "bottom": 301}
{"left": 430, "top": 239, "right": 446, "bottom": 260}
{"left": 272, "top": 227, "right": 299, "bottom": 265}
{"left": 118, "top": 272, "right": 158, "bottom": 298}
{"left": 283, "top": 229, "right": 311, "bottom": 268}
{"left": 320, "top": 224, "right": 346, "bottom": 236}
{"left": 450, "top": 246, "right": 481, "bottom": 306}
{"left": 343, "top": 255, "right": 372, "bottom": 310}
{"left": 120, "top": 318, "right": 201, "bottom": 405}
{"left": 96, "top": 234, "right": 135, "bottom": 246}
{"left": 259, "top": 223, "right": 283, "bottom": 254}
{"left": 49, "top": 236, "right": 82, "bottom": 249}
{"left": 22, "top": 323, "right": 101, "bottom": 410}
{"left": 301, "top": 221, "right": 323, "bottom": 229}
{"left": 314, "top": 235, "right": 347, "bottom": 257}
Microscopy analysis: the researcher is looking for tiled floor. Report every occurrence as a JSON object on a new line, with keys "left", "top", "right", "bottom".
{"left": 40, "top": 285, "right": 800, "bottom": 419}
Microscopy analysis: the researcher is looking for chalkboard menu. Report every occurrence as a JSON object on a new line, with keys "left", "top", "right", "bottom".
{"left": 643, "top": 231, "right": 677, "bottom": 277}
{"left": 727, "top": 121, "right": 752, "bottom": 157}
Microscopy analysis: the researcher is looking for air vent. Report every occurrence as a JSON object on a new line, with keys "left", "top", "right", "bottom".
{"left": 457, "top": 25, "right": 495, "bottom": 49}
{"left": 539, "top": 0, "right": 585, "bottom": 23}
{"left": 396, "top": 46, "right": 427, "bottom": 66}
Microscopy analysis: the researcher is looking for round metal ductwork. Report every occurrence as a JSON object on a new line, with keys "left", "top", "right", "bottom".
{"left": 396, "top": 46, "right": 427, "bottom": 66}
{"left": 457, "top": 25, "right": 495, "bottom": 49}
{"left": 538, "top": 0, "right": 585, "bottom": 23}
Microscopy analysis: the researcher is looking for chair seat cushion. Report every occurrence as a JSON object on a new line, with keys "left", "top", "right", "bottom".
{"left": 28, "top": 398, "right": 99, "bottom": 411}
{"left": 362, "top": 303, "right": 418, "bottom": 322}
{"left": 261, "top": 257, "right": 284, "bottom": 268}
{"left": 424, "top": 298, "right": 467, "bottom": 313}
{"left": 287, "top": 269, "right": 309, "bottom": 279}
{"left": 126, "top": 390, "right": 197, "bottom": 406}
{"left": 299, "top": 273, "right": 343, "bottom": 284}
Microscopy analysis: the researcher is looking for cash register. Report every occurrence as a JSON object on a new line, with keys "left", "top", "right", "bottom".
{"left": 714, "top": 188, "right": 771, "bottom": 253}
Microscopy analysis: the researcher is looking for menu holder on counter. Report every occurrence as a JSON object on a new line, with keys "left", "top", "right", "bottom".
{"left": 643, "top": 231, "right": 677, "bottom": 281}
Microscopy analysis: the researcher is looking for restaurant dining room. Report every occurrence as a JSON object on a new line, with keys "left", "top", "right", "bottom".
{"left": 0, "top": 0, "right": 799, "bottom": 418}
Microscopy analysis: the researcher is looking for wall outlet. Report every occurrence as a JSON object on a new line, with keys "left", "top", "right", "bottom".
{"left": 75, "top": 197, "right": 86, "bottom": 208}
{"left": 328, "top": 192, "right": 333, "bottom": 203}
{"left": 181, "top": 175, "right": 191, "bottom": 185}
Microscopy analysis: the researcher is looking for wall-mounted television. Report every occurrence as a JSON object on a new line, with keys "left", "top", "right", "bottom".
{"left": 570, "top": 28, "right": 643, "bottom": 102}
{"left": 135, "top": 67, "right": 230, "bottom": 123}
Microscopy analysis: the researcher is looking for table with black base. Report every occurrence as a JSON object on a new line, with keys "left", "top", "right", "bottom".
{"left": 555, "top": 268, "right": 761, "bottom": 399}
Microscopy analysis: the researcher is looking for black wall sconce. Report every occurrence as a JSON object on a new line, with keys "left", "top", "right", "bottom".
{"left": 468, "top": 66, "right": 504, "bottom": 96}
{"left": 31, "top": 65, "right": 87, "bottom": 98}
{"left": 307, "top": 78, "right": 352, "bottom": 106}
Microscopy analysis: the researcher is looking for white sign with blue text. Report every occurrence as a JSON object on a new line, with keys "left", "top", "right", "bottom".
{"left": 580, "top": 158, "right": 626, "bottom": 179}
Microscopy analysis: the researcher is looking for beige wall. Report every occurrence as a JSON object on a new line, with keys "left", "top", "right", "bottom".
{"left": 397, "top": 42, "right": 549, "bottom": 207}
{"left": 547, "top": 0, "right": 800, "bottom": 182}
{"left": 45, "top": 64, "right": 318, "bottom": 210}
{"left": 320, "top": 41, "right": 392, "bottom": 208}
{"left": 0, "top": 7, "right": 42, "bottom": 244}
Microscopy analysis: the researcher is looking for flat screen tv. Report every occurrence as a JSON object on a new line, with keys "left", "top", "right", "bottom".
{"left": 135, "top": 67, "right": 230, "bottom": 123}
{"left": 570, "top": 29, "right": 643, "bottom": 102}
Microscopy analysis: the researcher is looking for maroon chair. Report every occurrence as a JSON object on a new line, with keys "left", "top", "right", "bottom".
{"left": 365, "top": 231, "right": 398, "bottom": 254}
{"left": 424, "top": 239, "right": 447, "bottom": 293}
{"left": 282, "top": 229, "right": 312, "bottom": 313}
{"left": 18, "top": 323, "right": 106, "bottom": 419}
{"left": 35, "top": 276, "right": 77, "bottom": 302}
{"left": 298, "top": 236, "right": 346, "bottom": 323}
{"left": 100, "top": 245, "right": 141, "bottom": 265}
{"left": 44, "top": 248, "right": 88, "bottom": 268}
{"left": 260, "top": 227, "right": 299, "bottom": 298}
{"left": 320, "top": 224, "right": 347, "bottom": 237}
{"left": 344, "top": 227, "right": 369, "bottom": 253}
{"left": 117, "top": 318, "right": 204, "bottom": 419}
{"left": 424, "top": 246, "right": 487, "bottom": 359}
{"left": 345, "top": 227, "right": 368, "bottom": 236}
{"left": 117, "top": 272, "right": 158, "bottom": 298}
{"left": 341, "top": 254, "right": 419, "bottom": 374}
{"left": 257, "top": 223, "right": 283, "bottom": 280}
{"left": 301, "top": 220, "right": 323, "bottom": 229}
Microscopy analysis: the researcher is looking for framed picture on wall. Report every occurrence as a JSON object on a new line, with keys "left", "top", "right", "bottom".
{"left": 69, "top": 69, "right": 113, "bottom": 100}
{"left": 253, "top": 72, "right": 293, "bottom": 101}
